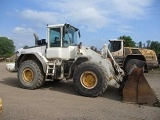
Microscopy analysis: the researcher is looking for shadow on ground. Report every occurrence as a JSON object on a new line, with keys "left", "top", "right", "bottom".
{"left": 1, "top": 77, "right": 122, "bottom": 101}
{"left": 0, "top": 77, "right": 20, "bottom": 88}
{"left": 101, "top": 86, "right": 122, "bottom": 101}
{"left": 42, "top": 80, "right": 122, "bottom": 101}
{"left": 41, "top": 80, "right": 78, "bottom": 96}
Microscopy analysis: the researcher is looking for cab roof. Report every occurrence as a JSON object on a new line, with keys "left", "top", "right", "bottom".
{"left": 47, "top": 24, "right": 64, "bottom": 28}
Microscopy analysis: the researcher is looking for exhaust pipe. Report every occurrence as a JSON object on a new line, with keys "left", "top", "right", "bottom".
{"left": 33, "top": 33, "right": 39, "bottom": 46}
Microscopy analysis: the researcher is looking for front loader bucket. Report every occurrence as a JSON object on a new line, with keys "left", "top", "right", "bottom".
{"left": 122, "top": 67, "right": 160, "bottom": 107}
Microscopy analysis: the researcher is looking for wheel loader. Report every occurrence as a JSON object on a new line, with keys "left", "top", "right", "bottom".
{"left": 6, "top": 23, "right": 159, "bottom": 107}
{"left": 108, "top": 39, "right": 159, "bottom": 73}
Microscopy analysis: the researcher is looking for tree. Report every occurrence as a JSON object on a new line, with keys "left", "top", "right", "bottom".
{"left": 118, "top": 35, "right": 135, "bottom": 47}
{"left": 138, "top": 41, "right": 142, "bottom": 48}
{"left": 0, "top": 37, "right": 15, "bottom": 58}
{"left": 146, "top": 40, "right": 151, "bottom": 48}
{"left": 149, "top": 41, "right": 160, "bottom": 53}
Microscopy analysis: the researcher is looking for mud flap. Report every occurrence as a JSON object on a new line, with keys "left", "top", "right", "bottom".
{"left": 122, "top": 67, "right": 160, "bottom": 107}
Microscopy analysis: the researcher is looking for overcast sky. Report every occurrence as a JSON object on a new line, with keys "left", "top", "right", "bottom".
{"left": 0, "top": 0, "right": 160, "bottom": 50}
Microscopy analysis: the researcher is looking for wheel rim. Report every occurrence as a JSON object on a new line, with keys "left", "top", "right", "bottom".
{"left": 80, "top": 71, "right": 98, "bottom": 89}
{"left": 22, "top": 68, "right": 34, "bottom": 82}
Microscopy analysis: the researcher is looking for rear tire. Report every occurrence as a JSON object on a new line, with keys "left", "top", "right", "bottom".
{"left": 73, "top": 61, "right": 108, "bottom": 97}
{"left": 18, "top": 60, "right": 45, "bottom": 89}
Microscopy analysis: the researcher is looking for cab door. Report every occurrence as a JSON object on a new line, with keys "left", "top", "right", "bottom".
{"left": 46, "top": 26, "right": 75, "bottom": 59}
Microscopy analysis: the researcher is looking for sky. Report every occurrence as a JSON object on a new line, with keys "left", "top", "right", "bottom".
{"left": 0, "top": 0, "right": 160, "bottom": 50}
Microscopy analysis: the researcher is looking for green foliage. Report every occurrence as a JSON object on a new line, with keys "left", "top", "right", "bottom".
{"left": 0, "top": 37, "right": 15, "bottom": 58}
{"left": 138, "top": 41, "right": 142, "bottom": 48}
{"left": 147, "top": 40, "right": 160, "bottom": 53}
{"left": 118, "top": 35, "right": 136, "bottom": 47}
{"left": 117, "top": 35, "right": 160, "bottom": 53}
{"left": 146, "top": 40, "right": 151, "bottom": 48}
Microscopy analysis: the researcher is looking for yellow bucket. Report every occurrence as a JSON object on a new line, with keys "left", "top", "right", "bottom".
{"left": 0, "top": 98, "right": 2, "bottom": 110}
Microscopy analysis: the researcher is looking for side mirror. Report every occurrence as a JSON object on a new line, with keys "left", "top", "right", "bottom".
{"left": 78, "top": 30, "right": 81, "bottom": 38}
{"left": 63, "top": 24, "right": 69, "bottom": 37}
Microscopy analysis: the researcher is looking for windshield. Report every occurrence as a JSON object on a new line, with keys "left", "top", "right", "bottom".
{"left": 63, "top": 26, "right": 78, "bottom": 47}
{"left": 108, "top": 41, "right": 121, "bottom": 52}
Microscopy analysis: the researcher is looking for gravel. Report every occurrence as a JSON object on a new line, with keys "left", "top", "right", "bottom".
{"left": 0, "top": 62, "right": 160, "bottom": 120}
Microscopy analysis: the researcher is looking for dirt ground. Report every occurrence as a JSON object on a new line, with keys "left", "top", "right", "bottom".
{"left": 0, "top": 62, "right": 160, "bottom": 120}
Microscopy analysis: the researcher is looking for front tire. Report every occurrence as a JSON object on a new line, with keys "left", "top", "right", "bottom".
{"left": 125, "top": 59, "right": 147, "bottom": 74}
{"left": 73, "top": 61, "right": 108, "bottom": 97}
{"left": 18, "top": 60, "right": 45, "bottom": 89}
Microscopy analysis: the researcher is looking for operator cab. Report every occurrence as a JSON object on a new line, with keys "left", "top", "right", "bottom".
{"left": 48, "top": 23, "right": 80, "bottom": 48}
{"left": 46, "top": 24, "right": 80, "bottom": 59}
{"left": 108, "top": 39, "right": 124, "bottom": 56}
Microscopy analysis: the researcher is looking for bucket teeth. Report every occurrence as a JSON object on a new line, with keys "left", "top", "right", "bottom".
{"left": 122, "top": 67, "right": 160, "bottom": 107}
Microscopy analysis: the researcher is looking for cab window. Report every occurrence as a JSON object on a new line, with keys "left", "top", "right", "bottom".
{"left": 62, "top": 27, "right": 77, "bottom": 47}
{"left": 50, "top": 28, "right": 61, "bottom": 47}
{"left": 108, "top": 41, "right": 121, "bottom": 52}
